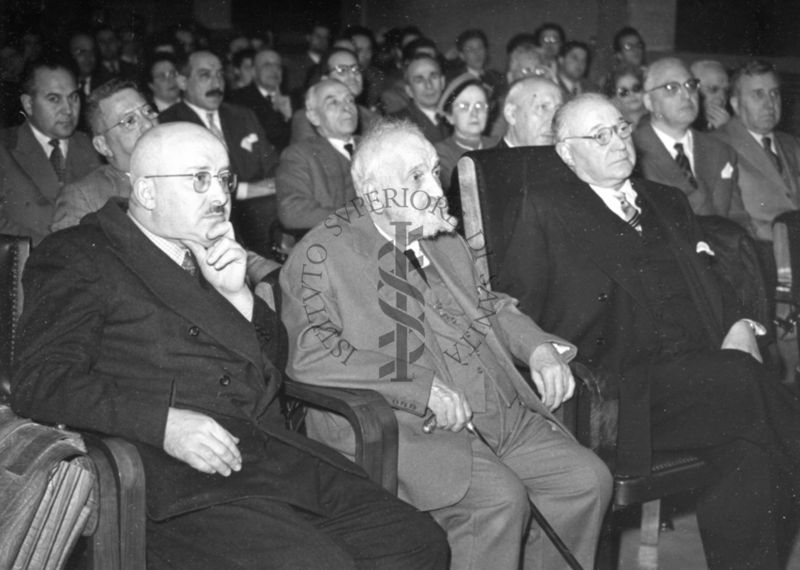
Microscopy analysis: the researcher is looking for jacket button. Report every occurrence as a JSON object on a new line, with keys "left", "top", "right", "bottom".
{"left": 189, "top": 326, "right": 200, "bottom": 337}
{"left": 219, "top": 375, "right": 232, "bottom": 386}
{"left": 595, "top": 337, "right": 606, "bottom": 346}
{"left": 597, "top": 292, "right": 608, "bottom": 302}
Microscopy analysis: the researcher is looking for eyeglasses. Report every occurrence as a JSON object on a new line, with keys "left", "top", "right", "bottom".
{"left": 561, "top": 121, "right": 633, "bottom": 146}
{"left": 520, "top": 66, "right": 550, "bottom": 78}
{"left": 100, "top": 104, "right": 158, "bottom": 135}
{"left": 144, "top": 169, "right": 238, "bottom": 194}
{"left": 646, "top": 78, "right": 700, "bottom": 96}
{"left": 621, "top": 41, "right": 644, "bottom": 51}
{"left": 616, "top": 83, "right": 643, "bottom": 98}
{"left": 329, "top": 64, "right": 362, "bottom": 76}
{"left": 153, "top": 70, "right": 178, "bottom": 81}
{"left": 454, "top": 101, "right": 489, "bottom": 113}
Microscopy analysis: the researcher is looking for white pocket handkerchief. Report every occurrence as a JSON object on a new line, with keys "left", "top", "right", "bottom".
{"left": 720, "top": 162, "right": 733, "bottom": 179}
{"left": 696, "top": 241, "right": 715, "bottom": 256}
{"left": 241, "top": 133, "right": 258, "bottom": 152}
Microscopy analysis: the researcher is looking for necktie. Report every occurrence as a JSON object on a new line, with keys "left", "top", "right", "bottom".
{"left": 181, "top": 251, "right": 198, "bottom": 277}
{"left": 206, "top": 112, "right": 224, "bottom": 141}
{"left": 265, "top": 93, "right": 273, "bottom": 108}
{"left": 762, "top": 136, "right": 783, "bottom": 175}
{"left": 673, "top": 143, "right": 698, "bottom": 189}
{"left": 613, "top": 190, "right": 642, "bottom": 233}
{"left": 344, "top": 142, "right": 355, "bottom": 157}
{"left": 48, "top": 139, "right": 65, "bottom": 184}
{"left": 404, "top": 249, "right": 428, "bottom": 284}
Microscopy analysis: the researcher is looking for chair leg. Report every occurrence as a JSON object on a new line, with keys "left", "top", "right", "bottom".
{"left": 638, "top": 499, "right": 660, "bottom": 569}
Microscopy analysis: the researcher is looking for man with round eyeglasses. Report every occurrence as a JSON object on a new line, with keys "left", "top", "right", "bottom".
{"left": 498, "top": 76, "right": 563, "bottom": 148}
{"left": 633, "top": 57, "right": 750, "bottom": 230}
{"left": 499, "top": 93, "right": 800, "bottom": 570}
{"left": 13, "top": 121, "right": 449, "bottom": 569}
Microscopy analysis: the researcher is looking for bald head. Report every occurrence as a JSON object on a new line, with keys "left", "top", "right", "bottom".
{"left": 691, "top": 60, "right": 730, "bottom": 110}
{"left": 131, "top": 122, "right": 225, "bottom": 181}
{"left": 503, "top": 76, "right": 563, "bottom": 146}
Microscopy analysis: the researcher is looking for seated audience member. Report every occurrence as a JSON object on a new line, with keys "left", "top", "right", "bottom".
{"left": 12, "top": 121, "right": 448, "bottom": 570}
{"left": 285, "top": 22, "right": 331, "bottom": 107}
{"left": 146, "top": 52, "right": 181, "bottom": 112}
{"left": 499, "top": 93, "right": 800, "bottom": 570}
{"left": 280, "top": 118, "right": 612, "bottom": 570}
{"left": 533, "top": 22, "right": 565, "bottom": 73}
{"left": 0, "top": 44, "right": 25, "bottom": 128}
{"left": 691, "top": 60, "right": 732, "bottom": 131}
{"left": 0, "top": 58, "right": 101, "bottom": 243}
{"left": 51, "top": 80, "right": 157, "bottom": 231}
{"left": 276, "top": 78, "right": 357, "bottom": 234}
{"left": 69, "top": 32, "right": 96, "bottom": 98}
{"left": 557, "top": 41, "right": 596, "bottom": 99}
{"left": 714, "top": 61, "right": 800, "bottom": 244}
{"left": 605, "top": 63, "right": 647, "bottom": 129}
{"left": 391, "top": 53, "right": 450, "bottom": 143}
{"left": 613, "top": 26, "right": 646, "bottom": 68}
{"left": 497, "top": 76, "right": 563, "bottom": 148}
{"left": 634, "top": 57, "right": 750, "bottom": 229}
{"left": 343, "top": 25, "right": 383, "bottom": 109}
{"left": 435, "top": 74, "right": 495, "bottom": 190}
{"left": 229, "top": 47, "right": 255, "bottom": 90}
{"left": 448, "top": 29, "right": 504, "bottom": 98}
{"left": 93, "top": 25, "right": 139, "bottom": 86}
{"left": 289, "top": 48, "right": 378, "bottom": 144}
{"left": 229, "top": 47, "right": 292, "bottom": 152}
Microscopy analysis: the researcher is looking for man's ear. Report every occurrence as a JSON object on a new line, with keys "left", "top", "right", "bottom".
{"left": 132, "top": 177, "right": 156, "bottom": 210}
{"left": 404, "top": 84, "right": 414, "bottom": 100}
{"left": 730, "top": 93, "right": 740, "bottom": 116}
{"left": 555, "top": 141, "right": 574, "bottom": 169}
{"left": 20, "top": 93, "right": 32, "bottom": 117}
{"left": 92, "top": 134, "right": 113, "bottom": 158}
{"left": 503, "top": 101, "right": 517, "bottom": 126}
{"left": 306, "top": 107, "right": 321, "bottom": 127}
{"left": 643, "top": 92, "right": 654, "bottom": 113}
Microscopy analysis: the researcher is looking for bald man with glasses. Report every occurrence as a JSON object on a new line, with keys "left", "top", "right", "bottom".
{"left": 633, "top": 57, "right": 750, "bottom": 232}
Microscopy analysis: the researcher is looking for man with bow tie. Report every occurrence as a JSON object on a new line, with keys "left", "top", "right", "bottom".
{"left": 499, "top": 93, "right": 800, "bottom": 570}
{"left": 280, "top": 118, "right": 612, "bottom": 570}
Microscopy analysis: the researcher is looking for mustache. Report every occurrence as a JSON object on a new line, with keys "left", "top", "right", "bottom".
{"left": 205, "top": 89, "right": 224, "bottom": 97}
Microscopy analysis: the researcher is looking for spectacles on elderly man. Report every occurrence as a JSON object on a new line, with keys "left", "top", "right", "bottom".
{"left": 144, "top": 169, "right": 238, "bottom": 194}
{"left": 329, "top": 64, "right": 362, "bottom": 76}
{"left": 561, "top": 121, "right": 633, "bottom": 146}
{"left": 100, "top": 103, "right": 158, "bottom": 135}
{"left": 646, "top": 78, "right": 700, "bottom": 96}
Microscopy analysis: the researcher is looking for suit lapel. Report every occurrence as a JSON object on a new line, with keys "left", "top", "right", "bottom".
{"left": 635, "top": 122, "right": 694, "bottom": 195}
{"left": 729, "top": 118, "right": 787, "bottom": 190}
{"left": 692, "top": 130, "right": 721, "bottom": 195}
{"left": 14, "top": 123, "right": 60, "bottom": 202}
{"left": 97, "top": 201, "right": 264, "bottom": 369}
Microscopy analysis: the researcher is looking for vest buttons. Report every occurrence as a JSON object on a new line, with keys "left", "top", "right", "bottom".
{"left": 188, "top": 326, "right": 200, "bottom": 337}
{"left": 219, "top": 375, "right": 232, "bottom": 386}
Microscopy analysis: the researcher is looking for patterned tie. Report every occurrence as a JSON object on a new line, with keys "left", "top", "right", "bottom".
{"left": 206, "top": 112, "right": 224, "bottom": 141}
{"left": 48, "top": 139, "right": 65, "bottom": 184}
{"left": 613, "top": 190, "right": 642, "bottom": 233}
{"left": 344, "top": 142, "right": 355, "bottom": 157}
{"left": 762, "top": 136, "right": 783, "bottom": 175}
{"left": 181, "top": 250, "right": 198, "bottom": 277}
{"left": 673, "top": 143, "right": 698, "bottom": 189}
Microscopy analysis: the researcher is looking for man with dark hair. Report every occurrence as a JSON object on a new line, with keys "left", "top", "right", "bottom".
{"left": 533, "top": 22, "right": 565, "bottom": 67}
{"left": 69, "top": 32, "right": 97, "bottom": 97}
{"left": 0, "top": 59, "right": 100, "bottom": 242}
{"left": 93, "top": 25, "right": 138, "bottom": 87}
{"left": 557, "top": 41, "right": 595, "bottom": 98}
{"left": 13, "top": 121, "right": 449, "bottom": 570}
{"left": 229, "top": 47, "right": 292, "bottom": 152}
{"left": 285, "top": 22, "right": 331, "bottom": 103}
{"left": 714, "top": 60, "right": 800, "bottom": 244}
{"left": 230, "top": 47, "right": 256, "bottom": 90}
{"left": 613, "top": 26, "right": 646, "bottom": 68}
{"left": 391, "top": 54, "right": 450, "bottom": 144}
{"left": 448, "top": 29, "right": 504, "bottom": 98}
{"left": 146, "top": 51, "right": 181, "bottom": 112}
{"left": 343, "top": 25, "right": 382, "bottom": 109}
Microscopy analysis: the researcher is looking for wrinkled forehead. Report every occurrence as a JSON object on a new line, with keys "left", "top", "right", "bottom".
{"left": 316, "top": 81, "right": 350, "bottom": 104}
{"left": 255, "top": 50, "right": 280, "bottom": 66}
{"left": 329, "top": 51, "right": 357, "bottom": 68}
{"left": 145, "top": 130, "right": 228, "bottom": 173}
{"left": 650, "top": 61, "right": 691, "bottom": 87}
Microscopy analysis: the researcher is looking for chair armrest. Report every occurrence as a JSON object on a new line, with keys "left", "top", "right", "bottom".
{"left": 283, "top": 381, "right": 398, "bottom": 494}
{"left": 571, "top": 363, "right": 619, "bottom": 462}
{"left": 82, "top": 435, "right": 146, "bottom": 570}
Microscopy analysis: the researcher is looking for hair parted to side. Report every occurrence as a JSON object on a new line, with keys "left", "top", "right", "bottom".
{"left": 730, "top": 60, "right": 779, "bottom": 98}
{"left": 86, "top": 78, "right": 140, "bottom": 135}
{"left": 351, "top": 118, "right": 425, "bottom": 194}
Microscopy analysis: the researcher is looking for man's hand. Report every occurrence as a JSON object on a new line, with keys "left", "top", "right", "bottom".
{"left": 721, "top": 319, "right": 763, "bottom": 363}
{"left": 705, "top": 103, "right": 731, "bottom": 130}
{"left": 426, "top": 376, "right": 472, "bottom": 432}
{"left": 163, "top": 408, "right": 242, "bottom": 476}
{"left": 529, "top": 343, "right": 575, "bottom": 411}
{"left": 273, "top": 94, "right": 292, "bottom": 121}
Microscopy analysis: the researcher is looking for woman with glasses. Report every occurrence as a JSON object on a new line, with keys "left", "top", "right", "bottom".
{"left": 605, "top": 63, "right": 648, "bottom": 130}
{"left": 435, "top": 74, "right": 496, "bottom": 195}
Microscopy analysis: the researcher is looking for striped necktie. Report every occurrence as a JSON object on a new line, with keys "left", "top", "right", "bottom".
{"left": 674, "top": 143, "right": 698, "bottom": 189}
{"left": 206, "top": 112, "right": 224, "bottom": 141}
{"left": 613, "top": 190, "right": 642, "bottom": 233}
{"left": 48, "top": 139, "right": 66, "bottom": 184}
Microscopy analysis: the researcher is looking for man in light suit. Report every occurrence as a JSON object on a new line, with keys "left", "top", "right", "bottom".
{"left": 159, "top": 50, "right": 280, "bottom": 257}
{"left": 276, "top": 79, "right": 358, "bottom": 234}
{"left": 634, "top": 57, "right": 750, "bottom": 231}
{"left": 280, "top": 119, "right": 612, "bottom": 570}
{"left": 12, "top": 122, "right": 448, "bottom": 569}
{"left": 714, "top": 60, "right": 800, "bottom": 243}
{"left": 498, "top": 93, "right": 800, "bottom": 570}
{"left": 0, "top": 60, "right": 100, "bottom": 243}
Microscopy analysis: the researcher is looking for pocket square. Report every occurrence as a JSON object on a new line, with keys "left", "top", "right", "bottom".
{"left": 240, "top": 133, "right": 258, "bottom": 152}
{"left": 696, "top": 241, "right": 715, "bottom": 256}
{"left": 720, "top": 162, "right": 733, "bottom": 179}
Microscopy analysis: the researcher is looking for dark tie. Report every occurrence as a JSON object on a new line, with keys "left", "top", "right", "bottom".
{"left": 404, "top": 249, "right": 428, "bottom": 284}
{"left": 762, "top": 136, "right": 783, "bottom": 175}
{"left": 265, "top": 93, "right": 273, "bottom": 108}
{"left": 344, "top": 142, "right": 355, "bottom": 157}
{"left": 181, "top": 251, "right": 198, "bottom": 277}
{"left": 673, "top": 143, "right": 698, "bottom": 189}
{"left": 48, "top": 139, "right": 65, "bottom": 184}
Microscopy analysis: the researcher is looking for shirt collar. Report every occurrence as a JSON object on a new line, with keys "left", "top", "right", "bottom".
{"left": 127, "top": 212, "right": 189, "bottom": 266}
{"left": 374, "top": 222, "right": 429, "bottom": 267}
{"left": 28, "top": 121, "right": 69, "bottom": 159}
{"left": 651, "top": 124, "right": 693, "bottom": 158}
{"left": 256, "top": 84, "right": 279, "bottom": 98}
{"left": 747, "top": 128, "right": 775, "bottom": 148}
{"left": 184, "top": 100, "right": 220, "bottom": 129}
{"left": 327, "top": 136, "right": 355, "bottom": 160}
{"left": 589, "top": 179, "right": 639, "bottom": 217}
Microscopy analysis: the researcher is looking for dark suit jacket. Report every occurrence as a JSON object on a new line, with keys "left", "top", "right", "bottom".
{"left": 90, "top": 59, "right": 140, "bottom": 92}
{"left": 498, "top": 173, "right": 737, "bottom": 475}
{"left": 0, "top": 122, "right": 101, "bottom": 243}
{"left": 229, "top": 84, "right": 292, "bottom": 152}
{"left": 11, "top": 199, "right": 362, "bottom": 522}
{"left": 633, "top": 120, "right": 751, "bottom": 233}
{"left": 276, "top": 134, "right": 356, "bottom": 230}
{"left": 159, "top": 101, "right": 279, "bottom": 182}
{"left": 714, "top": 117, "right": 800, "bottom": 241}
{"left": 391, "top": 103, "right": 451, "bottom": 144}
